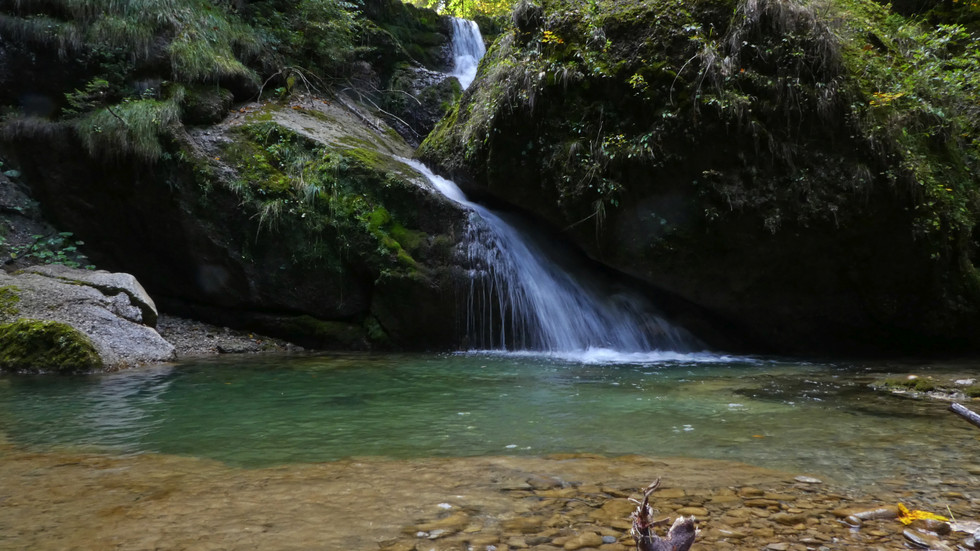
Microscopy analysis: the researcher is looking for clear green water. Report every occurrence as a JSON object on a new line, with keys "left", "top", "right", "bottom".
{"left": 1, "top": 352, "right": 976, "bottom": 487}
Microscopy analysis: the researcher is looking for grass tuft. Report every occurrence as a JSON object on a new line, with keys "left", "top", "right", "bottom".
{"left": 71, "top": 90, "right": 184, "bottom": 162}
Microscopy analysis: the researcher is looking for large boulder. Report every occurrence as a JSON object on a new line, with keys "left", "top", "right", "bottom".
{"left": 420, "top": 0, "right": 980, "bottom": 354}
{"left": 0, "top": 0, "right": 476, "bottom": 351}
{"left": 0, "top": 266, "right": 175, "bottom": 371}
{"left": 24, "top": 264, "right": 160, "bottom": 327}
{"left": 1, "top": 96, "right": 470, "bottom": 350}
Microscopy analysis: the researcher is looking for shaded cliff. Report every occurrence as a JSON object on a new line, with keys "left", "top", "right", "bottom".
{"left": 420, "top": 0, "right": 980, "bottom": 354}
{"left": 0, "top": 0, "right": 472, "bottom": 350}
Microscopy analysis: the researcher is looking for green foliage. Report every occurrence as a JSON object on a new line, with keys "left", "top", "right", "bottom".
{"left": 63, "top": 78, "right": 112, "bottom": 115}
{"left": 71, "top": 90, "right": 184, "bottom": 162}
{"left": 425, "top": 0, "right": 979, "bottom": 256}
{"left": 216, "top": 117, "right": 423, "bottom": 273}
{"left": 0, "top": 319, "right": 103, "bottom": 374}
{"left": 241, "top": 0, "right": 362, "bottom": 77}
{"left": 7, "top": 232, "right": 94, "bottom": 269}
{"left": 409, "top": 0, "right": 513, "bottom": 18}
{"left": 840, "top": 13, "right": 980, "bottom": 251}
{"left": 0, "top": 0, "right": 261, "bottom": 85}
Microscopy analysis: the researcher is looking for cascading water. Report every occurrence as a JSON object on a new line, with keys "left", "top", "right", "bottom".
{"left": 449, "top": 17, "right": 486, "bottom": 90}
{"left": 404, "top": 159, "right": 701, "bottom": 355}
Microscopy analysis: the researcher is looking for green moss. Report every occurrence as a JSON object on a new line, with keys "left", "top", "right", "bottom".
{"left": 0, "top": 319, "right": 103, "bottom": 374}
{"left": 390, "top": 223, "right": 426, "bottom": 252}
{"left": 964, "top": 385, "right": 980, "bottom": 398}
{"left": 210, "top": 119, "right": 429, "bottom": 277}
{"left": 879, "top": 377, "right": 938, "bottom": 393}
{"left": 363, "top": 315, "right": 390, "bottom": 345}
{"left": 223, "top": 122, "right": 315, "bottom": 198}
{"left": 337, "top": 142, "right": 399, "bottom": 172}
{"left": 0, "top": 286, "right": 20, "bottom": 320}
{"left": 282, "top": 315, "right": 367, "bottom": 348}
{"left": 181, "top": 85, "right": 234, "bottom": 125}
{"left": 365, "top": 206, "right": 392, "bottom": 231}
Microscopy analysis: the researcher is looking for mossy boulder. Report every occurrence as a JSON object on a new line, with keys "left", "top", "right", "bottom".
{"left": 0, "top": 319, "right": 103, "bottom": 373}
{"left": 0, "top": 267, "right": 175, "bottom": 369}
{"left": 1, "top": 97, "right": 470, "bottom": 351}
{"left": 421, "top": 0, "right": 980, "bottom": 355}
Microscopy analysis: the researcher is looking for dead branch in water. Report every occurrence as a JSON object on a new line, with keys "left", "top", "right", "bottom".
{"left": 950, "top": 402, "right": 980, "bottom": 430}
{"left": 630, "top": 479, "right": 698, "bottom": 551}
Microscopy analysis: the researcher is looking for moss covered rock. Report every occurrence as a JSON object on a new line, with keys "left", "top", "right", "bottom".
{"left": 181, "top": 86, "right": 236, "bottom": 126}
{"left": 0, "top": 267, "right": 175, "bottom": 368}
{"left": 1, "top": 96, "right": 469, "bottom": 351}
{"left": 421, "top": 0, "right": 980, "bottom": 354}
{"left": 0, "top": 285, "right": 20, "bottom": 320}
{"left": 385, "top": 65, "right": 464, "bottom": 145}
{"left": 0, "top": 319, "right": 103, "bottom": 373}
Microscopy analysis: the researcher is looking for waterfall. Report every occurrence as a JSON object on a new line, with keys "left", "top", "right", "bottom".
{"left": 449, "top": 17, "right": 486, "bottom": 90}
{"left": 404, "top": 159, "right": 701, "bottom": 355}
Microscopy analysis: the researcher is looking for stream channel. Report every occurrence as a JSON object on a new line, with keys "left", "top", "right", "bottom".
{"left": 2, "top": 353, "right": 980, "bottom": 550}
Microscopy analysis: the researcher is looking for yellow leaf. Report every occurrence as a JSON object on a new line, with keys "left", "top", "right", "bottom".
{"left": 897, "top": 503, "right": 949, "bottom": 525}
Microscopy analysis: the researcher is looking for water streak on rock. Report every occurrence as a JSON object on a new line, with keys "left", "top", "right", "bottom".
{"left": 404, "top": 159, "right": 698, "bottom": 353}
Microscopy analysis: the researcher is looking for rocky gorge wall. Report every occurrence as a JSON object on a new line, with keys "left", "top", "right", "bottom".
{"left": 0, "top": 0, "right": 480, "bottom": 355}
{"left": 419, "top": 0, "right": 980, "bottom": 354}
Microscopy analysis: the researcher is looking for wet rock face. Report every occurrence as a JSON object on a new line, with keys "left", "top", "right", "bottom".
{"left": 385, "top": 66, "right": 463, "bottom": 147}
{"left": 0, "top": 266, "right": 175, "bottom": 371}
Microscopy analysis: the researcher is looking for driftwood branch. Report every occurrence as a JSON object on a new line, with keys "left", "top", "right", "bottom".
{"left": 630, "top": 479, "right": 698, "bottom": 551}
{"left": 950, "top": 402, "right": 980, "bottom": 430}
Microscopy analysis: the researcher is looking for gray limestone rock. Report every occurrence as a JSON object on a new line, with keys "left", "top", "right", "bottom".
{"left": 23, "top": 263, "right": 159, "bottom": 326}
{"left": 0, "top": 266, "right": 174, "bottom": 370}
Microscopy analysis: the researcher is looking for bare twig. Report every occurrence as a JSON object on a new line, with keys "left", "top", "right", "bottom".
{"left": 630, "top": 479, "right": 698, "bottom": 551}
{"left": 338, "top": 82, "right": 421, "bottom": 138}
{"left": 104, "top": 105, "right": 128, "bottom": 126}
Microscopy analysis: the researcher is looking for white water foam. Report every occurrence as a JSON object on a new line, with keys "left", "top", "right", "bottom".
{"left": 458, "top": 348, "right": 748, "bottom": 365}
{"left": 449, "top": 17, "right": 486, "bottom": 90}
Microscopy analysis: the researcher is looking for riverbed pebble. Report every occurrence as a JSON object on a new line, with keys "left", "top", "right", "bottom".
{"left": 794, "top": 476, "right": 823, "bottom": 484}
{"left": 386, "top": 475, "right": 980, "bottom": 551}
{"left": 6, "top": 449, "right": 980, "bottom": 551}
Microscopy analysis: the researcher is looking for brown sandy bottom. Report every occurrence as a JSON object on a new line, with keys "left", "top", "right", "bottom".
{"left": 1, "top": 440, "right": 977, "bottom": 551}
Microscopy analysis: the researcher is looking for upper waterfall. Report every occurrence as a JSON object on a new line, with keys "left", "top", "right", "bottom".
{"left": 404, "top": 159, "right": 701, "bottom": 354}
{"left": 449, "top": 17, "right": 486, "bottom": 90}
